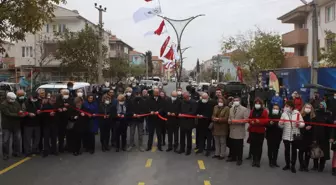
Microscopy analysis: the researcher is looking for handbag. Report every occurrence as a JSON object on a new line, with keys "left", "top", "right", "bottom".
{"left": 310, "top": 144, "right": 324, "bottom": 159}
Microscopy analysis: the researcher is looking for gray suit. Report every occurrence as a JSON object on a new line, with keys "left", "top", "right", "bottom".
{"left": 229, "top": 105, "right": 249, "bottom": 139}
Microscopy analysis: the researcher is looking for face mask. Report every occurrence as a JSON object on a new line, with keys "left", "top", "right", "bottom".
{"left": 104, "top": 100, "right": 110, "bottom": 104}
{"left": 112, "top": 86, "right": 116, "bottom": 90}
{"left": 105, "top": 82, "right": 110, "bottom": 87}
{"left": 132, "top": 84, "right": 136, "bottom": 87}
{"left": 255, "top": 104, "right": 261, "bottom": 109}
{"left": 119, "top": 101, "right": 124, "bottom": 105}
{"left": 177, "top": 91, "right": 182, "bottom": 95}
{"left": 31, "top": 99, "right": 38, "bottom": 102}
{"left": 8, "top": 99, "right": 16, "bottom": 103}
{"left": 202, "top": 99, "right": 208, "bottom": 103}
{"left": 77, "top": 92, "right": 83, "bottom": 97}
{"left": 47, "top": 95, "right": 51, "bottom": 99}
{"left": 304, "top": 108, "right": 311, "bottom": 113}
{"left": 171, "top": 97, "right": 177, "bottom": 101}
{"left": 18, "top": 96, "right": 25, "bottom": 100}
{"left": 233, "top": 101, "right": 240, "bottom": 106}
{"left": 272, "top": 109, "right": 279, "bottom": 115}
{"left": 284, "top": 107, "right": 291, "bottom": 112}
{"left": 251, "top": 87, "right": 255, "bottom": 91}
{"left": 63, "top": 95, "right": 69, "bottom": 99}
{"left": 126, "top": 92, "right": 132, "bottom": 96}
{"left": 275, "top": 93, "right": 279, "bottom": 96}
{"left": 218, "top": 102, "right": 223, "bottom": 107}
{"left": 269, "top": 88, "right": 273, "bottom": 90}
{"left": 68, "top": 87, "right": 73, "bottom": 91}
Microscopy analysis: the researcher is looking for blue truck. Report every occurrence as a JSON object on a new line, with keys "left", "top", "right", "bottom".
{"left": 260, "top": 67, "right": 336, "bottom": 102}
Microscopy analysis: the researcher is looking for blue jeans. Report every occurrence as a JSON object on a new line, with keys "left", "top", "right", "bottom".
{"left": 2, "top": 128, "right": 21, "bottom": 156}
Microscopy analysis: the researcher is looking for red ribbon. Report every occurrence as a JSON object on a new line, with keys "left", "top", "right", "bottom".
{"left": 18, "top": 111, "right": 29, "bottom": 116}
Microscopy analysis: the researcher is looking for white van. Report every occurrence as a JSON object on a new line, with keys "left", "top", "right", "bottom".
{"left": 36, "top": 82, "right": 91, "bottom": 96}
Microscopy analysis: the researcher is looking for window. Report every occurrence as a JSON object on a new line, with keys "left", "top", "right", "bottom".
{"left": 21, "top": 46, "right": 33, "bottom": 57}
{"left": 46, "top": 24, "right": 49, "bottom": 33}
{"left": 52, "top": 25, "right": 57, "bottom": 32}
{"left": 326, "top": 4, "right": 335, "bottom": 22}
{"left": 62, "top": 24, "right": 66, "bottom": 32}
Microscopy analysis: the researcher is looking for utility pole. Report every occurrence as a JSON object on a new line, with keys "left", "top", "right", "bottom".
{"left": 311, "top": 0, "right": 318, "bottom": 96}
{"left": 212, "top": 55, "right": 220, "bottom": 82}
{"left": 145, "top": 55, "right": 148, "bottom": 79}
{"left": 95, "top": 3, "right": 106, "bottom": 84}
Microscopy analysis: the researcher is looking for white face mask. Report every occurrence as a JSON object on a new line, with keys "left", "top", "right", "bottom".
{"left": 171, "top": 97, "right": 177, "bottom": 101}
{"left": 18, "top": 96, "right": 25, "bottom": 100}
{"left": 126, "top": 92, "right": 132, "bottom": 96}
{"left": 77, "top": 92, "right": 83, "bottom": 97}
{"left": 104, "top": 100, "right": 110, "bottom": 105}
{"left": 132, "top": 84, "right": 136, "bottom": 87}
{"left": 112, "top": 86, "right": 116, "bottom": 90}
{"left": 177, "top": 91, "right": 182, "bottom": 95}
{"left": 275, "top": 93, "right": 279, "bottom": 96}
{"left": 105, "top": 82, "right": 110, "bottom": 87}
{"left": 233, "top": 101, "right": 240, "bottom": 106}
{"left": 304, "top": 107, "right": 311, "bottom": 113}
{"left": 218, "top": 102, "right": 223, "bottom": 107}
{"left": 119, "top": 101, "right": 124, "bottom": 105}
{"left": 284, "top": 107, "right": 291, "bottom": 112}
{"left": 202, "top": 99, "right": 208, "bottom": 103}
{"left": 31, "top": 99, "right": 38, "bottom": 102}
{"left": 272, "top": 109, "right": 279, "bottom": 115}
{"left": 63, "top": 95, "right": 69, "bottom": 99}
{"left": 254, "top": 104, "right": 261, "bottom": 109}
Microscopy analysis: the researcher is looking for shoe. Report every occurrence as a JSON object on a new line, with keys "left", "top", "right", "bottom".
{"left": 269, "top": 161, "right": 274, "bottom": 168}
{"left": 122, "top": 148, "right": 127, "bottom": 152}
{"left": 89, "top": 150, "right": 95, "bottom": 154}
{"left": 218, "top": 156, "right": 225, "bottom": 160}
{"left": 166, "top": 148, "right": 173, "bottom": 152}
{"left": 252, "top": 161, "right": 256, "bottom": 167}
{"left": 178, "top": 150, "right": 185, "bottom": 154}
{"left": 162, "top": 142, "right": 166, "bottom": 146}
{"left": 116, "top": 148, "right": 120, "bottom": 152}
{"left": 255, "top": 162, "right": 260, "bottom": 168}
{"left": 212, "top": 155, "right": 219, "bottom": 159}
{"left": 246, "top": 156, "right": 252, "bottom": 160}
{"left": 42, "top": 153, "right": 48, "bottom": 158}
{"left": 73, "top": 152, "right": 79, "bottom": 156}
{"left": 205, "top": 151, "right": 210, "bottom": 157}
{"left": 236, "top": 161, "right": 242, "bottom": 166}
{"left": 311, "top": 167, "right": 318, "bottom": 171}
{"left": 157, "top": 147, "right": 163, "bottom": 151}
{"left": 51, "top": 152, "right": 59, "bottom": 156}
{"left": 138, "top": 147, "right": 145, "bottom": 152}
{"left": 12, "top": 153, "right": 21, "bottom": 158}
{"left": 185, "top": 151, "right": 191, "bottom": 156}
{"left": 332, "top": 168, "right": 336, "bottom": 176}
{"left": 226, "top": 158, "right": 236, "bottom": 162}
{"left": 273, "top": 161, "right": 280, "bottom": 168}
{"left": 299, "top": 166, "right": 304, "bottom": 172}
{"left": 127, "top": 146, "right": 133, "bottom": 152}
{"left": 3, "top": 155, "right": 9, "bottom": 160}
{"left": 195, "top": 150, "right": 203, "bottom": 154}
{"left": 283, "top": 166, "right": 290, "bottom": 171}
{"left": 291, "top": 166, "right": 296, "bottom": 173}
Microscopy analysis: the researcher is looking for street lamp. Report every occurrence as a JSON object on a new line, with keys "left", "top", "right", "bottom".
{"left": 157, "top": 14, "right": 204, "bottom": 89}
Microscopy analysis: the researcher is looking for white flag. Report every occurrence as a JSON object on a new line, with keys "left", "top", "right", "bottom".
{"left": 133, "top": 7, "right": 161, "bottom": 23}
{"left": 173, "top": 44, "right": 180, "bottom": 60}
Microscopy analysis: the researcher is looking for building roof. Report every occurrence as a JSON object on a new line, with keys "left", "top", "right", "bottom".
{"left": 109, "top": 35, "right": 133, "bottom": 50}
{"left": 129, "top": 50, "right": 143, "bottom": 56}
{"left": 277, "top": 4, "right": 310, "bottom": 22}
{"left": 152, "top": 56, "right": 164, "bottom": 62}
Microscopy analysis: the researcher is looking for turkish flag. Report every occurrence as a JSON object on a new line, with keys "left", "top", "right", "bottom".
{"left": 154, "top": 20, "right": 165, "bottom": 35}
{"left": 160, "top": 36, "right": 170, "bottom": 57}
{"left": 236, "top": 66, "right": 243, "bottom": 82}
{"left": 144, "top": 0, "right": 152, "bottom": 2}
{"left": 164, "top": 46, "right": 174, "bottom": 60}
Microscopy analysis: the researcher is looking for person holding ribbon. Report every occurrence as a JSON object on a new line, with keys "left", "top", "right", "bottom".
{"left": 279, "top": 100, "right": 305, "bottom": 173}
{"left": 1, "top": 92, "right": 24, "bottom": 160}
{"left": 266, "top": 104, "right": 283, "bottom": 168}
{"left": 165, "top": 90, "right": 181, "bottom": 152}
{"left": 110, "top": 94, "right": 130, "bottom": 152}
{"left": 23, "top": 92, "right": 41, "bottom": 156}
{"left": 227, "top": 97, "right": 249, "bottom": 166}
{"left": 298, "top": 103, "right": 315, "bottom": 172}
{"left": 56, "top": 89, "right": 72, "bottom": 153}
{"left": 248, "top": 98, "right": 269, "bottom": 168}
{"left": 196, "top": 93, "right": 215, "bottom": 156}
{"left": 82, "top": 94, "right": 98, "bottom": 154}
{"left": 98, "top": 94, "right": 112, "bottom": 152}
{"left": 128, "top": 89, "right": 148, "bottom": 152}
{"left": 211, "top": 97, "right": 230, "bottom": 160}
{"left": 41, "top": 94, "right": 58, "bottom": 157}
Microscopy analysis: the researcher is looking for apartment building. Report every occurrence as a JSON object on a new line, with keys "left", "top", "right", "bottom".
{"left": 4, "top": 5, "right": 112, "bottom": 81}
{"left": 152, "top": 56, "right": 164, "bottom": 77}
{"left": 129, "top": 50, "right": 145, "bottom": 65}
{"left": 278, "top": 0, "right": 336, "bottom": 68}
{"left": 109, "top": 35, "right": 133, "bottom": 60}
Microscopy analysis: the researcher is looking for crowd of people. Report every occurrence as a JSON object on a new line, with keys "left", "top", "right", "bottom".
{"left": 0, "top": 81, "right": 336, "bottom": 176}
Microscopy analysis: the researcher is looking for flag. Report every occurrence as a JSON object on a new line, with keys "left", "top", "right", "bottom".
{"left": 144, "top": 0, "right": 152, "bottom": 2}
{"left": 144, "top": 30, "right": 167, "bottom": 37}
{"left": 236, "top": 66, "right": 243, "bottom": 82}
{"left": 164, "top": 46, "right": 174, "bottom": 60}
{"left": 164, "top": 62, "right": 172, "bottom": 69}
{"left": 269, "top": 72, "right": 280, "bottom": 93}
{"left": 133, "top": 7, "right": 161, "bottom": 23}
{"left": 160, "top": 36, "right": 170, "bottom": 57}
{"left": 154, "top": 20, "right": 165, "bottom": 35}
{"left": 173, "top": 44, "right": 180, "bottom": 60}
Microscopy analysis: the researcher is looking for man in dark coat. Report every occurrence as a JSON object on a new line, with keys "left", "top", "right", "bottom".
{"left": 164, "top": 90, "right": 181, "bottom": 152}
{"left": 146, "top": 88, "right": 165, "bottom": 151}
{"left": 178, "top": 91, "right": 198, "bottom": 155}
{"left": 196, "top": 92, "right": 215, "bottom": 156}
{"left": 190, "top": 87, "right": 200, "bottom": 101}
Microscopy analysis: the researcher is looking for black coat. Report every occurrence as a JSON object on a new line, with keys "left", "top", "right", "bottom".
{"left": 266, "top": 112, "right": 282, "bottom": 141}
{"left": 146, "top": 96, "right": 166, "bottom": 123}
{"left": 300, "top": 114, "right": 314, "bottom": 150}
{"left": 69, "top": 106, "right": 91, "bottom": 133}
{"left": 164, "top": 97, "right": 182, "bottom": 125}
{"left": 196, "top": 100, "right": 215, "bottom": 128}
{"left": 129, "top": 97, "right": 149, "bottom": 122}
{"left": 180, "top": 99, "right": 198, "bottom": 130}
{"left": 99, "top": 103, "right": 112, "bottom": 125}
{"left": 25, "top": 100, "right": 41, "bottom": 127}
{"left": 313, "top": 110, "right": 332, "bottom": 160}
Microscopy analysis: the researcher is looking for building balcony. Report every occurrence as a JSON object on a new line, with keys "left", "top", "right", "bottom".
{"left": 282, "top": 29, "right": 308, "bottom": 47}
{"left": 281, "top": 56, "right": 309, "bottom": 68}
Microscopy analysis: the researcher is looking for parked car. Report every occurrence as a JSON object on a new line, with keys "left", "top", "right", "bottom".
{"left": 162, "top": 80, "right": 168, "bottom": 85}
{"left": 36, "top": 81, "right": 91, "bottom": 96}
{"left": 197, "top": 82, "right": 210, "bottom": 92}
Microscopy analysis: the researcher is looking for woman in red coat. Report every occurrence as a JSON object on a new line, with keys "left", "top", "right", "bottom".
{"left": 248, "top": 98, "right": 269, "bottom": 167}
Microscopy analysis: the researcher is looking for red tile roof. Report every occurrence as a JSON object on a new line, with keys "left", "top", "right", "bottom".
{"left": 129, "top": 50, "right": 143, "bottom": 55}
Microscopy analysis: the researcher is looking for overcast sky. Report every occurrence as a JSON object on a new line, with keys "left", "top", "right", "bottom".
{"left": 62, "top": 0, "right": 304, "bottom": 70}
